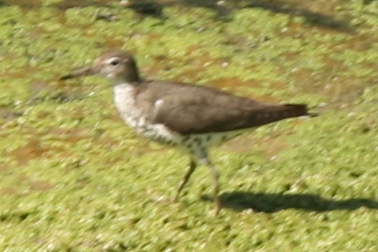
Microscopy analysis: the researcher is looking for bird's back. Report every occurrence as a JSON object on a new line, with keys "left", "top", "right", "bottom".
{"left": 130, "top": 80, "right": 310, "bottom": 135}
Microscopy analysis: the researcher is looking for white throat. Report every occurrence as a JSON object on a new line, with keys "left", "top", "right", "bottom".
{"left": 113, "top": 83, "right": 142, "bottom": 127}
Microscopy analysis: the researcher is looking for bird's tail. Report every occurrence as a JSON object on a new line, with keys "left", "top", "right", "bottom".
{"left": 281, "top": 104, "right": 318, "bottom": 118}
{"left": 247, "top": 104, "right": 317, "bottom": 127}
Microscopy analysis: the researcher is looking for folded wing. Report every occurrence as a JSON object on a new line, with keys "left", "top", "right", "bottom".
{"left": 142, "top": 82, "right": 309, "bottom": 135}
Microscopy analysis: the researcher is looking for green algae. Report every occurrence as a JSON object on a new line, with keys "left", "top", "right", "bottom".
{"left": 0, "top": 0, "right": 377, "bottom": 251}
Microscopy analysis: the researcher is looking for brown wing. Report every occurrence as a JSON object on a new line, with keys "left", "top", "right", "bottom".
{"left": 136, "top": 81, "right": 309, "bottom": 135}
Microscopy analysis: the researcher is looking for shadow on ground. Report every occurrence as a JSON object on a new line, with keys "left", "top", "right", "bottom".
{"left": 202, "top": 191, "right": 378, "bottom": 212}
{"left": 121, "top": 0, "right": 354, "bottom": 32}
{"left": 8, "top": 0, "right": 353, "bottom": 32}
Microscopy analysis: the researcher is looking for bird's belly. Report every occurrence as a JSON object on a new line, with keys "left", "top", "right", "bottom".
{"left": 118, "top": 111, "right": 180, "bottom": 145}
{"left": 180, "top": 130, "right": 245, "bottom": 148}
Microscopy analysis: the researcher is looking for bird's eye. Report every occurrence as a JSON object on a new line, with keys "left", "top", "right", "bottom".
{"left": 108, "top": 57, "right": 121, "bottom": 66}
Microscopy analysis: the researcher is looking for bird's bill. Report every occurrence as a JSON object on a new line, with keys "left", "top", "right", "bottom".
{"left": 59, "top": 67, "right": 95, "bottom": 80}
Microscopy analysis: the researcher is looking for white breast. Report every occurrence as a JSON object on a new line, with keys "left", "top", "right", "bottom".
{"left": 113, "top": 84, "right": 142, "bottom": 128}
{"left": 113, "top": 84, "right": 180, "bottom": 144}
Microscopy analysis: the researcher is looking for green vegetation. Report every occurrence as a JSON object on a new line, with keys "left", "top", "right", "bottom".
{"left": 0, "top": 0, "right": 377, "bottom": 251}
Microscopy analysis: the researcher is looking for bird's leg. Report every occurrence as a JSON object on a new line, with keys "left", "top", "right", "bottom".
{"left": 206, "top": 159, "right": 221, "bottom": 215}
{"left": 174, "top": 158, "right": 197, "bottom": 202}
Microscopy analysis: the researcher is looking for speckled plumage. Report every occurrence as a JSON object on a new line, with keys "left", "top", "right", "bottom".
{"left": 60, "top": 50, "right": 314, "bottom": 214}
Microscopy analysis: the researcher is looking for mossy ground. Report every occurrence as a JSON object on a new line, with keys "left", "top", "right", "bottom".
{"left": 0, "top": 0, "right": 377, "bottom": 251}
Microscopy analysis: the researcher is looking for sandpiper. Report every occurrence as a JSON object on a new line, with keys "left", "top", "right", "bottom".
{"left": 60, "top": 50, "right": 314, "bottom": 214}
